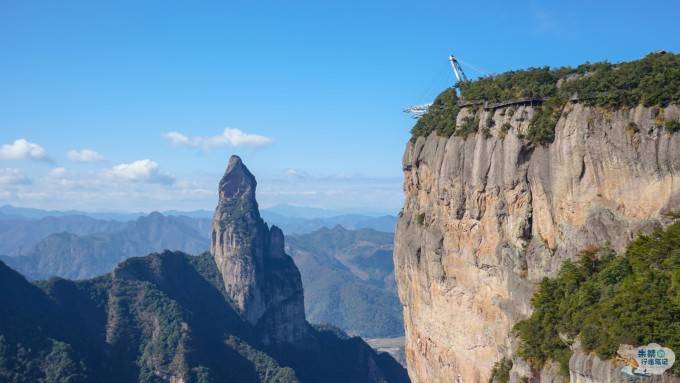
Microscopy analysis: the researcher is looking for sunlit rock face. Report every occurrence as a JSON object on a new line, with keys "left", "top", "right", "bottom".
{"left": 211, "top": 155, "right": 310, "bottom": 345}
{"left": 394, "top": 104, "right": 680, "bottom": 383}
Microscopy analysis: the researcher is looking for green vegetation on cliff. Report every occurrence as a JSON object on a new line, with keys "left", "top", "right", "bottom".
{"left": 525, "top": 96, "right": 565, "bottom": 145}
{"left": 410, "top": 88, "right": 460, "bottom": 138}
{"left": 513, "top": 218, "right": 680, "bottom": 376}
{"left": 458, "top": 66, "right": 568, "bottom": 102}
{"left": 412, "top": 52, "right": 680, "bottom": 143}
{"left": 489, "top": 357, "right": 513, "bottom": 383}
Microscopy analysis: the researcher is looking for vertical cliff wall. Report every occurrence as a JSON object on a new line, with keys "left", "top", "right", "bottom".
{"left": 394, "top": 102, "right": 680, "bottom": 383}
{"left": 211, "top": 155, "right": 310, "bottom": 345}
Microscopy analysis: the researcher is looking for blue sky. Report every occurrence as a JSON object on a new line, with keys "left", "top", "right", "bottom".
{"left": 1, "top": 0, "right": 679, "bottom": 213}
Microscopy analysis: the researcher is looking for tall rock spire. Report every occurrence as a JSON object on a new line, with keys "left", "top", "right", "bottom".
{"left": 211, "top": 155, "right": 310, "bottom": 345}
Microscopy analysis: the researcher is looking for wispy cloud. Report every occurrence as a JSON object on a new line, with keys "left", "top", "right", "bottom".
{"left": 0, "top": 163, "right": 402, "bottom": 213}
{"left": 164, "top": 128, "right": 272, "bottom": 149}
{"left": 0, "top": 168, "right": 31, "bottom": 185}
{"left": 103, "top": 159, "right": 174, "bottom": 185}
{"left": 0, "top": 139, "right": 51, "bottom": 162}
{"left": 67, "top": 148, "right": 104, "bottom": 162}
{"left": 48, "top": 167, "right": 68, "bottom": 178}
{"left": 257, "top": 170, "right": 403, "bottom": 212}
{"left": 284, "top": 168, "right": 310, "bottom": 179}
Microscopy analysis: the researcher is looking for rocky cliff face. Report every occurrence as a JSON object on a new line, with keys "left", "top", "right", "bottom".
{"left": 211, "top": 155, "right": 310, "bottom": 345}
{"left": 394, "top": 102, "right": 680, "bottom": 382}
{"left": 568, "top": 349, "right": 680, "bottom": 383}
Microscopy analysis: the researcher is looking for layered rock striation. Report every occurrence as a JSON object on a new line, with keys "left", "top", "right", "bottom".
{"left": 394, "top": 102, "right": 680, "bottom": 382}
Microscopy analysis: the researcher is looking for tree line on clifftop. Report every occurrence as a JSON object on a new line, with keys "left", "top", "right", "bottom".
{"left": 412, "top": 51, "right": 680, "bottom": 145}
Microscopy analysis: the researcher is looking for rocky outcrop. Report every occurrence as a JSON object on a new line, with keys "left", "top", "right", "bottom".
{"left": 394, "top": 103, "right": 680, "bottom": 382}
{"left": 568, "top": 348, "right": 680, "bottom": 383}
{"left": 211, "top": 155, "right": 310, "bottom": 345}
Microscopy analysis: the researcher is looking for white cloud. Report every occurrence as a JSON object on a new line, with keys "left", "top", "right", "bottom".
{"left": 0, "top": 139, "right": 50, "bottom": 161}
{"left": 48, "top": 167, "right": 68, "bottom": 178}
{"left": 0, "top": 168, "right": 30, "bottom": 185}
{"left": 67, "top": 148, "right": 104, "bottom": 162}
{"left": 104, "top": 159, "right": 174, "bottom": 184}
{"left": 45, "top": 167, "right": 84, "bottom": 189}
{"left": 0, "top": 167, "right": 403, "bottom": 213}
{"left": 164, "top": 128, "right": 272, "bottom": 149}
{"left": 164, "top": 132, "right": 191, "bottom": 145}
{"left": 284, "top": 168, "right": 310, "bottom": 179}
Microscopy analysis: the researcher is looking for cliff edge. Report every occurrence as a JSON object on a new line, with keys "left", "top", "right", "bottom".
{"left": 394, "top": 57, "right": 680, "bottom": 383}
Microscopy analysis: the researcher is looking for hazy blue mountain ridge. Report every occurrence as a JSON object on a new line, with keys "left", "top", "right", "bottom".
{"left": 286, "top": 226, "right": 403, "bottom": 338}
{"left": 1, "top": 212, "right": 212, "bottom": 280}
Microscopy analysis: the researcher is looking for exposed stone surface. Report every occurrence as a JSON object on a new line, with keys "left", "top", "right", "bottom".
{"left": 394, "top": 103, "right": 680, "bottom": 383}
{"left": 211, "top": 155, "right": 310, "bottom": 345}
{"left": 569, "top": 348, "right": 680, "bottom": 383}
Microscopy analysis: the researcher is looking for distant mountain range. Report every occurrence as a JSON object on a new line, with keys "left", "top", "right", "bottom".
{"left": 0, "top": 214, "right": 126, "bottom": 255}
{"left": 1, "top": 212, "right": 211, "bottom": 280}
{"left": 0, "top": 204, "right": 155, "bottom": 221}
{"left": 1, "top": 203, "right": 396, "bottom": 220}
{"left": 0, "top": 204, "right": 397, "bottom": 234}
{"left": 261, "top": 211, "right": 397, "bottom": 234}
{"left": 286, "top": 226, "right": 403, "bottom": 338}
{"left": 0, "top": 204, "right": 401, "bottom": 340}
{"left": 262, "top": 204, "right": 396, "bottom": 219}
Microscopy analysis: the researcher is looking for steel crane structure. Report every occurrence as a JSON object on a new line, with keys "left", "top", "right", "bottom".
{"left": 448, "top": 55, "right": 469, "bottom": 83}
{"left": 404, "top": 54, "right": 469, "bottom": 119}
